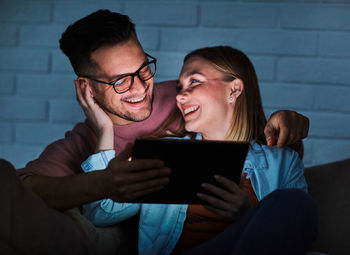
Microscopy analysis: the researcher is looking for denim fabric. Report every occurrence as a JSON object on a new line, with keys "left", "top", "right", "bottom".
{"left": 81, "top": 134, "right": 307, "bottom": 255}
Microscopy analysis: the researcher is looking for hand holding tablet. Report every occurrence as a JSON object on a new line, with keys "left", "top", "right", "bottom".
{"left": 129, "top": 138, "right": 249, "bottom": 204}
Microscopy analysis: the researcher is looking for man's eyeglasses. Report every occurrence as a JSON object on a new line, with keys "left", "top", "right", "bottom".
{"left": 84, "top": 53, "right": 157, "bottom": 94}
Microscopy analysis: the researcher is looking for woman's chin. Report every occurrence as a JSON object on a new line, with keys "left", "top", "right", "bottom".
{"left": 184, "top": 122, "right": 199, "bottom": 134}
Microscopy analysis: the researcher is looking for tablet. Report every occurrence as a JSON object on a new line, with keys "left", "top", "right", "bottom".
{"left": 131, "top": 138, "right": 249, "bottom": 204}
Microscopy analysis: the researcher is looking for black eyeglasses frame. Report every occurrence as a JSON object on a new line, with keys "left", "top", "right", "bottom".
{"left": 83, "top": 53, "right": 157, "bottom": 94}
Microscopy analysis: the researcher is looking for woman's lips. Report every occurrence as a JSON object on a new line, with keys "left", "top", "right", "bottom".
{"left": 182, "top": 104, "right": 200, "bottom": 117}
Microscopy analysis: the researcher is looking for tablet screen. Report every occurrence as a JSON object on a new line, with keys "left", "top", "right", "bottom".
{"left": 131, "top": 138, "right": 249, "bottom": 204}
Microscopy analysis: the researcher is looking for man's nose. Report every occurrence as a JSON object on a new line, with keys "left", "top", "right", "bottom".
{"left": 129, "top": 75, "right": 148, "bottom": 93}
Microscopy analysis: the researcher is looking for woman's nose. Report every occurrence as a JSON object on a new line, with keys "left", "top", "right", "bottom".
{"left": 176, "top": 90, "right": 188, "bottom": 103}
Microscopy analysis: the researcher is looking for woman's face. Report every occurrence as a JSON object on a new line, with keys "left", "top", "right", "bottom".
{"left": 176, "top": 56, "right": 239, "bottom": 140}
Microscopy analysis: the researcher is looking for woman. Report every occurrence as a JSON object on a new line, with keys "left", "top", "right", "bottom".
{"left": 80, "top": 46, "right": 317, "bottom": 255}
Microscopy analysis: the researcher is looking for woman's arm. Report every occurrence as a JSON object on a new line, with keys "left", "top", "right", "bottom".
{"left": 75, "top": 80, "right": 114, "bottom": 153}
{"left": 75, "top": 79, "right": 142, "bottom": 225}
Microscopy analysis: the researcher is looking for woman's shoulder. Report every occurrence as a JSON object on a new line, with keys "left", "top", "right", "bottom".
{"left": 248, "top": 141, "right": 301, "bottom": 169}
{"left": 250, "top": 141, "right": 298, "bottom": 157}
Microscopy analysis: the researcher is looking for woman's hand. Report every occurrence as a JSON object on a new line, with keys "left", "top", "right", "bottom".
{"left": 75, "top": 80, "right": 114, "bottom": 152}
{"left": 197, "top": 173, "right": 251, "bottom": 221}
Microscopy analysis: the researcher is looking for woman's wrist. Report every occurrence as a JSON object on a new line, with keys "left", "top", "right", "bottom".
{"left": 95, "top": 126, "right": 114, "bottom": 152}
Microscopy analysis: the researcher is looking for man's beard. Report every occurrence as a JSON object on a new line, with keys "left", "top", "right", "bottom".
{"left": 111, "top": 104, "right": 153, "bottom": 122}
{"left": 95, "top": 94, "right": 153, "bottom": 123}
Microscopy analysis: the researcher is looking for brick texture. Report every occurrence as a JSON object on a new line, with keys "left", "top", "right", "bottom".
{"left": 15, "top": 122, "right": 74, "bottom": 145}
{"left": 124, "top": 3, "right": 197, "bottom": 26}
{"left": 0, "top": 48, "right": 49, "bottom": 71}
{"left": 280, "top": 4, "right": 350, "bottom": 30}
{"left": 0, "top": 24, "right": 17, "bottom": 46}
{"left": 200, "top": 3, "right": 278, "bottom": 28}
{"left": 0, "top": 0, "right": 349, "bottom": 168}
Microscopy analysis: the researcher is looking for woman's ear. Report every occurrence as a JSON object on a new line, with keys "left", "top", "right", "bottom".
{"left": 228, "top": 79, "right": 244, "bottom": 103}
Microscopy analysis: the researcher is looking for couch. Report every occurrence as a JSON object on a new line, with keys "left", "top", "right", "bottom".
{"left": 1, "top": 158, "right": 350, "bottom": 255}
{"left": 304, "top": 158, "right": 350, "bottom": 255}
{"left": 78, "top": 158, "right": 350, "bottom": 255}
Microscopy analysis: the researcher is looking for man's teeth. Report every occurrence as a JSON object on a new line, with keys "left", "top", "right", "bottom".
{"left": 126, "top": 95, "right": 145, "bottom": 103}
{"left": 184, "top": 106, "right": 199, "bottom": 115}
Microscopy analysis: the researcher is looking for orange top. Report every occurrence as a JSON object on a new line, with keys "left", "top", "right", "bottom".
{"left": 171, "top": 175, "right": 258, "bottom": 254}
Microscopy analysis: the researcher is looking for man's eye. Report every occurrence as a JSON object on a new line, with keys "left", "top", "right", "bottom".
{"left": 141, "top": 66, "right": 150, "bottom": 73}
{"left": 113, "top": 78, "right": 127, "bottom": 86}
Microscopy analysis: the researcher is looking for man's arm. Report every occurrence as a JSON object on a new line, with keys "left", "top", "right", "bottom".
{"left": 22, "top": 171, "right": 105, "bottom": 211}
{"left": 23, "top": 144, "right": 170, "bottom": 211}
{"left": 264, "top": 110, "right": 309, "bottom": 148}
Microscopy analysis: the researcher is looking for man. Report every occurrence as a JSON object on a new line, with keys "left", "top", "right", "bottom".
{"left": 4, "top": 10, "right": 309, "bottom": 254}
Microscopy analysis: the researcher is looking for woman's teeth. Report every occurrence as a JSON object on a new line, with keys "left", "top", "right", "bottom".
{"left": 184, "top": 106, "right": 199, "bottom": 115}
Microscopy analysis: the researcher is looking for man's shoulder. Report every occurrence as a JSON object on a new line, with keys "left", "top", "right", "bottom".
{"left": 16, "top": 120, "right": 97, "bottom": 179}
{"left": 153, "top": 80, "right": 177, "bottom": 111}
{"left": 155, "top": 80, "right": 177, "bottom": 87}
{"left": 69, "top": 120, "right": 96, "bottom": 139}
{"left": 154, "top": 80, "right": 177, "bottom": 96}
{"left": 54, "top": 120, "right": 97, "bottom": 155}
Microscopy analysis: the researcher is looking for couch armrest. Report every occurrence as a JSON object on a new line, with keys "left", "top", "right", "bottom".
{"left": 304, "top": 158, "right": 350, "bottom": 255}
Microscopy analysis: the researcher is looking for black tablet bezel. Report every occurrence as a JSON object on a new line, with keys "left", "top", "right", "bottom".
{"left": 130, "top": 138, "right": 249, "bottom": 204}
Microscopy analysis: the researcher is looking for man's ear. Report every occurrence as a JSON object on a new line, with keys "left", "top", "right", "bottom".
{"left": 228, "top": 79, "right": 244, "bottom": 103}
{"left": 75, "top": 77, "right": 94, "bottom": 97}
{"left": 75, "top": 77, "right": 90, "bottom": 87}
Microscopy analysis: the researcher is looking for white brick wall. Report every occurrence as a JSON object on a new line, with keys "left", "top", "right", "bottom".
{"left": 0, "top": 0, "right": 349, "bottom": 168}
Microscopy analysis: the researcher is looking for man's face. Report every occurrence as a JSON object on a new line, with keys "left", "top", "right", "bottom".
{"left": 88, "top": 39, "right": 154, "bottom": 125}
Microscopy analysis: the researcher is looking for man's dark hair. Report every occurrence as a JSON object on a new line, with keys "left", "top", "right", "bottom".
{"left": 59, "top": 9, "right": 136, "bottom": 76}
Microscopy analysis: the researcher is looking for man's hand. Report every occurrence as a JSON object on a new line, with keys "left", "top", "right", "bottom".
{"left": 197, "top": 173, "right": 251, "bottom": 221}
{"left": 102, "top": 144, "right": 171, "bottom": 202}
{"left": 264, "top": 110, "right": 309, "bottom": 148}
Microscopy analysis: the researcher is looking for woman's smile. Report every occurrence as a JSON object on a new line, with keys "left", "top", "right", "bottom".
{"left": 182, "top": 104, "right": 200, "bottom": 117}
{"left": 176, "top": 56, "right": 236, "bottom": 139}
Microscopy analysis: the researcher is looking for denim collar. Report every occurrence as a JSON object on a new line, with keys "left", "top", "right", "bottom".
{"left": 195, "top": 133, "right": 268, "bottom": 170}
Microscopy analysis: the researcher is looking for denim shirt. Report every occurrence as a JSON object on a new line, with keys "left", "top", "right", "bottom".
{"left": 81, "top": 134, "right": 307, "bottom": 255}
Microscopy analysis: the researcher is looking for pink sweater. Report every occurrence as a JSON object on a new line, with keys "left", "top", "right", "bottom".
{"left": 17, "top": 81, "right": 177, "bottom": 180}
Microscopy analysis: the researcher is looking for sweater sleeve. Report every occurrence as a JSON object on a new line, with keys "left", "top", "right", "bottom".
{"left": 16, "top": 121, "right": 97, "bottom": 180}
{"left": 81, "top": 150, "right": 141, "bottom": 227}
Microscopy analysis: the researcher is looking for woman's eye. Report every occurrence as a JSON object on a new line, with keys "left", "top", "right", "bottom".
{"left": 190, "top": 79, "right": 200, "bottom": 85}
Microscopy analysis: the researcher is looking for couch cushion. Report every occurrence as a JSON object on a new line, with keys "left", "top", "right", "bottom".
{"left": 65, "top": 208, "right": 138, "bottom": 255}
{"left": 304, "top": 158, "right": 350, "bottom": 255}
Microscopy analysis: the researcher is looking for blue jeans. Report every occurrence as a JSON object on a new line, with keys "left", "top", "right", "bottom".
{"left": 185, "top": 189, "right": 318, "bottom": 255}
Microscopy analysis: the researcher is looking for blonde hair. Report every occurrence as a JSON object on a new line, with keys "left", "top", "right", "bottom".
{"left": 183, "top": 46, "right": 267, "bottom": 144}
{"left": 151, "top": 46, "right": 267, "bottom": 144}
